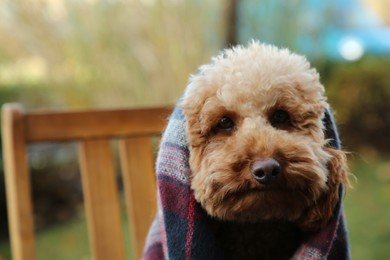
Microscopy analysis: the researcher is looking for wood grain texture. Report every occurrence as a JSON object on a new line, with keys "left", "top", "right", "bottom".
{"left": 2, "top": 104, "right": 36, "bottom": 260}
{"left": 79, "top": 139, "right": 125, "bottom": 260}
{"left": 119, "top": 137, "right": 157, "bottom": 259}
{"left": 24, "top": 106, "right": 171, "bottom": 142}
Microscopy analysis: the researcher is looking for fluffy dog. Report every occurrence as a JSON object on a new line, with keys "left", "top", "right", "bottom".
{"left": 180, "top": 41, "right": 350, "bottom": 259}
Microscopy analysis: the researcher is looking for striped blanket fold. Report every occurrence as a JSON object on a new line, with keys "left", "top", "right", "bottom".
{"left": 143, "top": 104, "right": 350, "bottom": 260}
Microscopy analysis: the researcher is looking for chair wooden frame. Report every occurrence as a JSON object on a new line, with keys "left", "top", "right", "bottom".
{"left": 2, "top": 103, "right": 171, "bottom": 260}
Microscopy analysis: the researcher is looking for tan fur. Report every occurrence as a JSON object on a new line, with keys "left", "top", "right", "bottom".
{"left": 181, "top": 41, "right": 349, "bottom": 232}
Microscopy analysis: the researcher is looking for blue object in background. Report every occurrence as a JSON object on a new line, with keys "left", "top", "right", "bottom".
{"left": 238, "top": 0, "right": 390, "bottom": 61}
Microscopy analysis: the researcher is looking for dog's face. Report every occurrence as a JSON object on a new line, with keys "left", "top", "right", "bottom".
{"left": 181, "top": 42, "right": 349, "bottom": 231}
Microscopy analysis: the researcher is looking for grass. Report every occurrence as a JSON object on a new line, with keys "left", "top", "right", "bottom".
{"left": 344, "top": 157, "right": 390, "bottom": 259}
{"left": 1, "top": 157, "right": 390, "bottom": 259}
{"left": 35, "top": 214, "right": 90, "bottom": 260}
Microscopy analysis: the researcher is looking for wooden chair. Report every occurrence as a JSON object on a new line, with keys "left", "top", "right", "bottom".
{"left": 2, "top": 103, "right": 172, "bottom": 260}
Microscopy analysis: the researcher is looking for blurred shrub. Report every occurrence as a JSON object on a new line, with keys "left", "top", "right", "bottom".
{"left": 0, "top": 0, "right": 224, "bottom": 109}
{"left": 28, "top": 144, "right": 83, "bottom": 231}
{"left": 319, "top": 56, "right": 390, "bottom": 155}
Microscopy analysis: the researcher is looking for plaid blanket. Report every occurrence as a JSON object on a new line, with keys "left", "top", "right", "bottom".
{"left": 143, "top": 104, "right": 350, "bottom": 260}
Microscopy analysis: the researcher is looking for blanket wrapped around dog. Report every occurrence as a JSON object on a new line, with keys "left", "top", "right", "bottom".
{"left": 143, "top": 104, "right": 350, "bottom": 260}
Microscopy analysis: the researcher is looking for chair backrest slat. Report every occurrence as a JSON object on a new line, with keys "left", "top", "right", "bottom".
{"left": 119, "top": 137, "right": 157, "bottom": 258}
{"left": 1, "top": 103, "right": 171, "bottom": 260}
{"left": 79, "top": 139, "right": 126, "bottom": 260}
{"left": 24, "top": 107, "right": 171, "bottom": 142}
{"left": 2, "top": 104, "right": 36, "bottom": 260}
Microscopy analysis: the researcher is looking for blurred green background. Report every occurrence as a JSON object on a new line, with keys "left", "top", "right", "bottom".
{"left": 1, "top": 0, "right": 390, "bottom": 259}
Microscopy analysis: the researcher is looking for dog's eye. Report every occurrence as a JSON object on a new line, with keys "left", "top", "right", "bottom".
{"left": 270, "top": 110, "right": 290, "bottom": 126}
{"left": 215, "top": 116, "right": 235, "bottom": 132}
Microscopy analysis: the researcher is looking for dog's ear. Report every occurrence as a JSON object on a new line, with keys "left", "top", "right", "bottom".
{"left": 297, "top": 108, "right": 350, "bottom": 231}
{"left": 297, "top": 147, "right": 349, "bottom": 231}
{"left": 321, "top": 106, "right": 350, "bottom": 195}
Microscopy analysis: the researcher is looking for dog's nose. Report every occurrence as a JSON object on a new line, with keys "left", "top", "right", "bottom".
{"left": 251, "top": 158, "right": 281, "bottom": 185}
